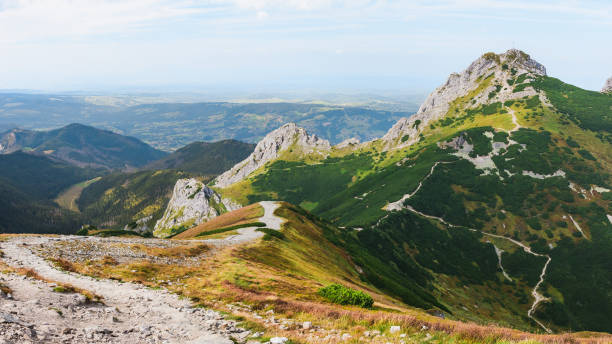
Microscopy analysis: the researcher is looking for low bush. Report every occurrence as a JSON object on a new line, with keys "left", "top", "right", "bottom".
{"left": 255, "top": 228, "right": 285, "bottom": 241}
{"left": 318, "top": 284, "right": 374, "bottom": 308}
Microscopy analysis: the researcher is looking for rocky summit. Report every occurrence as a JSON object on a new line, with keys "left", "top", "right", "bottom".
{"left": 213, "top": 123, "right": 330, "bottom": 188}
{"left": 382, "top": 49, "right": 546, "bottom": 149}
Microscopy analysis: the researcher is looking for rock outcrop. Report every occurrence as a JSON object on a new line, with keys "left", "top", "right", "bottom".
{"left": 214, "top": 123, "right": 330, "bottom": 188}
{"left": 382, "top": 49, "right": 547, "bottom": 149}
{"left": 602, "top": 77, "right": 612, "bottom": 94}
{"left": 335, "top": 137, "right": 361, "bottom": 149}
{"left": 153, "top": 178, "right": 239, "bottom": 238}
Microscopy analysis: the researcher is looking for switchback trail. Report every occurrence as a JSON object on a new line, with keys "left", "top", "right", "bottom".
{"left": 384, "top": 161, "right": 552, "bottom": 333}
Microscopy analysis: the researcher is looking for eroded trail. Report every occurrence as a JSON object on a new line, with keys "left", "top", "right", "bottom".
{"left": 384, "top": 161, "right": 552, "bottom": 333}
{"left": 0, "top": 236, "right": 250, "bottom": 344}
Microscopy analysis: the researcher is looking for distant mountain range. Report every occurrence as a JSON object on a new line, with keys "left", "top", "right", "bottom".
{"left": 0, "top": 95, "right": 414, "bottom": 150}
{"left": 0, "top": 123, "right": 166, "bottom": 169}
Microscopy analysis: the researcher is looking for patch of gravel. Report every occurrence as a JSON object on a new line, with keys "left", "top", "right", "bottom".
{"left": 0, "top": 236, "right": 249, "bottom": 344}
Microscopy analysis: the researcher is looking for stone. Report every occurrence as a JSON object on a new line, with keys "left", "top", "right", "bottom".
{"left": 153, "top": 178, "right": 240, "bottom": 237}
{"left": 602, "top": 76, "right": 612, "bottom": 94}
{"left": 381, "top": 49, "right": 546, "bottom": 150}
{"left": 269, "top": 337, "right": 289, "bottom": 344}
{"left": 389, "top": 326, "right": 401, "bottom": 334}
{"left": 214, "top": 123, "right": 330, "bottom": 188}
{"left": 302, "top": 321, "right": 312, "bottom": 329}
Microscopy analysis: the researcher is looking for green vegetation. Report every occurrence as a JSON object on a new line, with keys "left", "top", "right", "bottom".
{"left": 255, "top": 227, "right": 285, "bottom": 241}
{"left": 78, "top": 169, "right": 191, "bottom": 230}
{"left": 318, "top": 284, "right": 374, "bottom": 308}
{"left": 144, "top": 140, "right": 255, "bottom": 175}
{"left": 1, "top": 123, "right": 167, "bottom": 169}
{"left": 531, "top": 76, "right": 612, "bottom": 133}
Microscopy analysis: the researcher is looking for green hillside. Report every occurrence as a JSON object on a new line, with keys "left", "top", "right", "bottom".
{"left": 145, "top": 139, "right": 254, "bottom": 175}
{"left": 0, "top": 123, "right": 167, "bottom": 169}
{"left": 0, "top": 151, "right": 101, "bottom": 234}
{"left": 214, "top": 51, "right": 612, "bottom": 333}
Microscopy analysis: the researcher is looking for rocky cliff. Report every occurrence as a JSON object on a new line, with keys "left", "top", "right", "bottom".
{"left": 214, "top": 123, "right": 330, "bottom": 188}
{"left": 602, "top": 76, "right": 612, "bottom": 94}
{"left": 153, "top": 178, "right": 239, "bottom": 238}
{"left": 382, "top": 49, "right": 547, "bottom": 149}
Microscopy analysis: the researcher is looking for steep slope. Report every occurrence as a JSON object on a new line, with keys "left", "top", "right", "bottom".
{"left": 0, "top": 151, "right": 99, "bottom": 200}
{"left": 213, "top": 49, "right": 612, "bottom": 333}
{"left": 145, "top": 139, "right": 255, "bottom": 175}
{"left": 0, "top": 151, "right": 100, "bottom": 234}
{"left": 0, "top": 123, "right": 167, "bottom": 169}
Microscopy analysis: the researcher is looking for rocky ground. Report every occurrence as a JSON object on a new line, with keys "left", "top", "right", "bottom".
{"left": 0, "top": 236, "right": 251, "bottom": 344}
{"left": 0, "top": 202, "right": 287, "bottom": 344}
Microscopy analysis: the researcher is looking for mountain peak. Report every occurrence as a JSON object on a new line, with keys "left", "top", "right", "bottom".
{"left": 214, "top": 123, "right": 330, "bottom": 188}
{"left": 602, "top": 76, "right": 612, "bottom": 93}
{"left": 383, "top": 49, "right": 546, "bottom": 149}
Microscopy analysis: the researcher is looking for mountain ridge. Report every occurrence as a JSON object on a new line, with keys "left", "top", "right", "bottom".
{"left": 0, "top": 123, "right": 166, "bottom": 170}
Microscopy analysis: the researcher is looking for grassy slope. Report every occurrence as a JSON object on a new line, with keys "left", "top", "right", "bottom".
{"left": 173, "top": 203, "right": 264, "bottom": 239}
{"left": 50, "top": 204, "right": 611, "bottom": 343}
{"left": 55, "top": 177, "right": 102, "bottom": 212}
{"left": 214, "top": 74, "right": 612, "bottom": 333}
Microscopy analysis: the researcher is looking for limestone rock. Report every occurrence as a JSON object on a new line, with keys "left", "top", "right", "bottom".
{"left": 602, "top": 76, "right": 612, "bottom": 94}
{"left": 214, "top": 123, "right": 330, "bottom": 188}
{"left": 382, "top": 49, "right": 547, "bottom": 149}
{"left": 153, "top": 178, "right": 239, "bottom": 238}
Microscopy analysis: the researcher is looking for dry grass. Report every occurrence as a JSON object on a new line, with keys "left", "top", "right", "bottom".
{"left": 173, "top": 203, "right": 264, "bottom": 239}
{"left": 129, "top": 243, "right": 210, "bottom": 258}
{"left": 221, "top": 283, "right": 612, "bottom": 344}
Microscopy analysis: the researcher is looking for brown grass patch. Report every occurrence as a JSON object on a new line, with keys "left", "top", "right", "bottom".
{"left": 221, "top": 283, "right": 612, "bottom": 344}
{"left": 130, "top": 243, "right": 210, "bottom": 258}
{"left": 50, "top": 258, "right": 78, "bottom": 272}
{"left": 173, "top": 203, "right": 264, "bottom": 239}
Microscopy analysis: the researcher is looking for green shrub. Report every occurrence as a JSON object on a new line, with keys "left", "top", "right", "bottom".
{"left": 255, "top": 228, "right": 285, "bottom": 241}
{"left": 318, "top": 284, "right": 374, "bottom": 308}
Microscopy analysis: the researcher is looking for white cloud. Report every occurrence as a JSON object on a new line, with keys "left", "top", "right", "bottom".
{"left": 0, "top": 0, "right": 206, "bottom": 43}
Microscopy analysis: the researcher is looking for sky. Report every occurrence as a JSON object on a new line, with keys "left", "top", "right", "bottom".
{"left": 0, "top": 0, "right": 610, "bottom": 96}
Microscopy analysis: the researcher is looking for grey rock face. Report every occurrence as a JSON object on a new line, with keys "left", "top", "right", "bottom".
{"left": 153, "top": 178, "right": 239, "bottom": 238}
{"left": 382, "top": 49, "right": 547, "bottom": 149}
{"left": 602, "top": 76, "right": 612, "bottom": 93}
{"left": 214, "top": 123, "right": 330, "bottom": 188}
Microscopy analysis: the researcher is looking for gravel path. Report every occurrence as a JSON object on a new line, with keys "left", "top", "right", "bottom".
{"left": 1, "top": 236, "right": 249, "bottom": 344}
{"left": 0, "top": 201, "right": 286, "bottom": 343}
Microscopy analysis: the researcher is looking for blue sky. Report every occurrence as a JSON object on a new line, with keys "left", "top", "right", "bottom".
{"left": 0, "top": 0, "right": 610, "bottom": 95}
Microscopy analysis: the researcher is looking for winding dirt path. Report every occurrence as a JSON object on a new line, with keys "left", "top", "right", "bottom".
{"left": 384, "top": 161, "right": 553, "bottom": 333}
